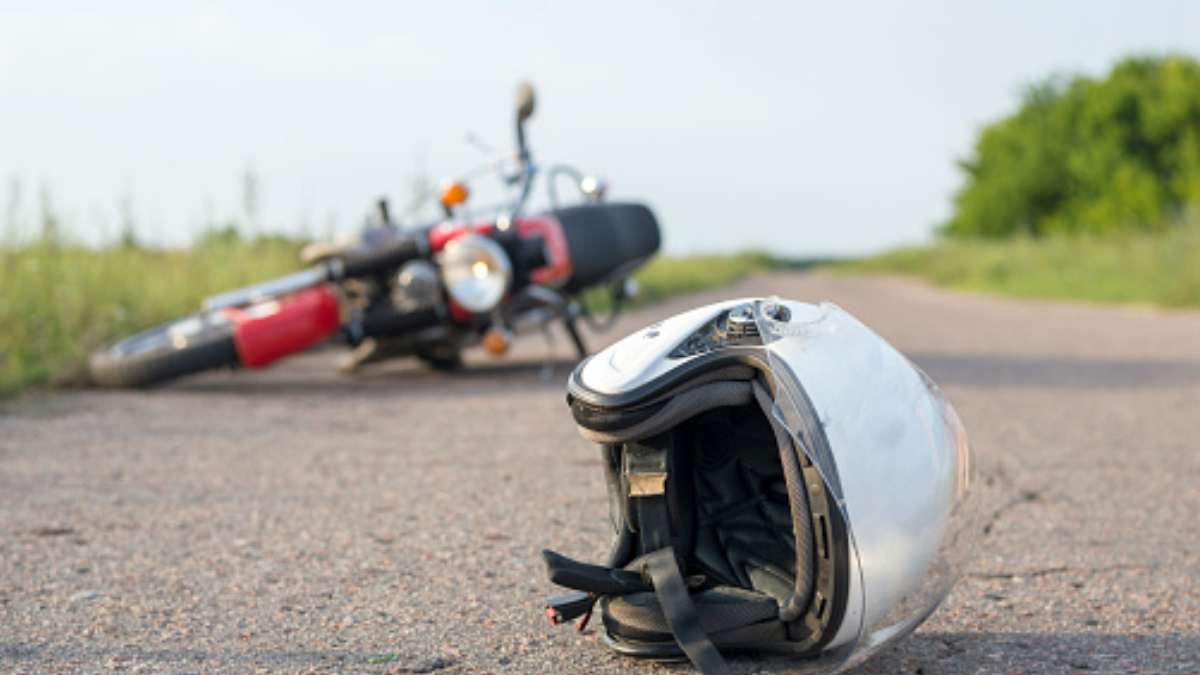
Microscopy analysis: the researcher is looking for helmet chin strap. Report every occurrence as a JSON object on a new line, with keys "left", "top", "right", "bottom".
{"left": 624, "top": 441, "right": 673, "bottom": 553}
{"left": 624, "top": 437, "right": 732, "bottom": 675}
{"left": 643, "top": 548, "right": 731, "bottom": 675}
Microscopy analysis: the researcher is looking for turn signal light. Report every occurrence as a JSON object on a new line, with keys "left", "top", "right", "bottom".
{"left": 482, "top": 327, "right": 512, "bottom": 356}
{"left": 440, "top": 181, "right": 470, "bottom": 209}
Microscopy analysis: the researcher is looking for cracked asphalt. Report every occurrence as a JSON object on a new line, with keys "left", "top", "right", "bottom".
{"left": 2, "top": 271, "right": 1199, "bottom": 674}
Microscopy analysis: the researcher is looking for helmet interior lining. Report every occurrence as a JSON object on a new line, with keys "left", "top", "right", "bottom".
{"left": 555, "top": 366, "right": 850, "bottom": 662}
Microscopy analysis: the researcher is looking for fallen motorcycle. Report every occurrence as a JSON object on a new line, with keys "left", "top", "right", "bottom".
{"left": 88, "top": 83, "right": 661, "bottom": 387}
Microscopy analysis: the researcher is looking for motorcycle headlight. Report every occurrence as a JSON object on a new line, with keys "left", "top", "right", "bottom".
{"left": 439, "top": 234, "right": 512, "bottom": 314}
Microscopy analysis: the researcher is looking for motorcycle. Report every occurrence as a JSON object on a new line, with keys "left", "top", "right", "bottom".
{"left": 88, "top": 83, "right": 661, "bottom": 387}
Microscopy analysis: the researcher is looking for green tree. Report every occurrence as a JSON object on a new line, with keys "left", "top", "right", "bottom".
{"left": 945, "top": 54, "right": 1200, "bottom": 237}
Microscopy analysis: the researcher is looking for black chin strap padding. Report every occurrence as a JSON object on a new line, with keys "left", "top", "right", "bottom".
{"left": 645, "top": 548, "right": 732, "bottom": 675}
{"left": 625, "top": 440, "right": 673, "bottom": 553}
{"left": 542, "top": 549, "right": 649, "bottom": 595}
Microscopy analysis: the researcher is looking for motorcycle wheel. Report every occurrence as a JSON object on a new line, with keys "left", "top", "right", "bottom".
{"left": 88, "top": 312, "right": 241, "bottom": 388}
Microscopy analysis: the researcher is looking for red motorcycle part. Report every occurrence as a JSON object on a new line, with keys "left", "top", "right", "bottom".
{"left": 521, "top": 215, "right": 574, "bottom": 286}
{"left": 224, "top": 285, "right": 341, "bottom": 368}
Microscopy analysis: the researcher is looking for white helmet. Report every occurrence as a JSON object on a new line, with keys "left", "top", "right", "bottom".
{"left": 542, "top": 298, "right": 979, "bottom": 674}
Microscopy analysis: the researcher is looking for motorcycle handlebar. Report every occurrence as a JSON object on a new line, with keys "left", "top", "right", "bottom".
{"left": 332, "top": 235, "right": 427, "bottom": 279}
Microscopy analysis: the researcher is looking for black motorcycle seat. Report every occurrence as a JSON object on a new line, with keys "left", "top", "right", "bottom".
{"left": 554, "top": 202, "right": 661, "bottom": 292}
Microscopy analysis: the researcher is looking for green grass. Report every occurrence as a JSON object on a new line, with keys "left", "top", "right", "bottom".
{"left": 576, "top": 251, "right": 780, "bottom": 315}
{"left": 840, "top": 224, "right": 1200, "bottom": 308}
{"left": 629, "top": 251, "right": 780, "bottom": 305}
{"left": 0, "top": 233, "right": 302, "bottom": 396}
{"left": 0, "top": 241, "right": 778, "bottom": 397}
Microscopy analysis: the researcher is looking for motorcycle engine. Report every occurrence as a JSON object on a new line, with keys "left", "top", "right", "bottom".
{"left": 391, "top": 260, "right": 442, "bottom": 312}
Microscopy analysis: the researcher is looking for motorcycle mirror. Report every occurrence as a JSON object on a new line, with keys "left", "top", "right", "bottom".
{"left": 580, "top": 176, "right": 608, "bottom": 202}
{"left": 515, "top": 81, "right": 536, "bottom": 122}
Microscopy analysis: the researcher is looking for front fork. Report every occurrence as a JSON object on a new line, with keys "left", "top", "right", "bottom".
{"left": 512, "top": 285, "right": 589, "bottom": 359}
{"left": 561, "top": 313, "right": 588, "bottom": 359}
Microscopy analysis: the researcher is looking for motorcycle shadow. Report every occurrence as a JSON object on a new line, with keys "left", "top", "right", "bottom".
{"left": 167, "top": 353, "right": 582, "bottom": 398}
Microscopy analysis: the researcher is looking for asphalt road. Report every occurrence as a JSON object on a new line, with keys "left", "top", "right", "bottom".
{"left": 3, "top": 272, "right": 1198, "bottom": 674}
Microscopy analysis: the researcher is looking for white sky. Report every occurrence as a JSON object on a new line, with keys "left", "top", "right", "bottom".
{"left": 4, "top": 1, "right": 1200, "bottom": 255}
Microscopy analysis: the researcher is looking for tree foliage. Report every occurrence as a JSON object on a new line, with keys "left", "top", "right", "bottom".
{"left": 945, "top": 55, "right": 1200, "bottom": 237}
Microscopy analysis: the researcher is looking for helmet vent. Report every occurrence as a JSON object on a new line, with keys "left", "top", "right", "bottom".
{"left": 668, "top": 305, "right": 763, "bottom": 360}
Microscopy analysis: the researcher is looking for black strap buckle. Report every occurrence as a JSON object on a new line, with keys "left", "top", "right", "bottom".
{"left": 623, "top": 443, "right": 668, "bottom": 497}
{"left": 541, "top": 549, "right": 649, "bottom": 596}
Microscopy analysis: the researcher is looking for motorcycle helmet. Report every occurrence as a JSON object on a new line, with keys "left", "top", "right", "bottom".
{"left": 542, "top": 298, "right": 979, "bottom": 674}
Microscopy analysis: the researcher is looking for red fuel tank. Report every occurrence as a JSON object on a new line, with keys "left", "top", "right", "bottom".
{"left": 226, "top": 285, "right": 341, "bottom": 368}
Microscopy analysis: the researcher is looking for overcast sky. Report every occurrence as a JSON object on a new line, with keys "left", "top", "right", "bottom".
{"left": 4, "top": 1, "right": 1200, "bottom": 255}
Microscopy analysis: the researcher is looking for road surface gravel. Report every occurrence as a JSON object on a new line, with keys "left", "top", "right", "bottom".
{"left": 2, "top": 272, "right": 1198, "bottom": 674}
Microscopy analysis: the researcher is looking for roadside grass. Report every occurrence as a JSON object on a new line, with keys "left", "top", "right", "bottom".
{"left": 0, "top": 232, "right": 302, "bottom": 396}
{"left": 0, "top": 242, "right": 780, "bottom": 397}
{"left": 575, "top": 250, "right": 781, "bottom": 316}
{"left": 626, "top": 251, "right": 780, "bottom": 306}
{"left": 839, "top": 223, "right": 1200, "bottom": 308}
